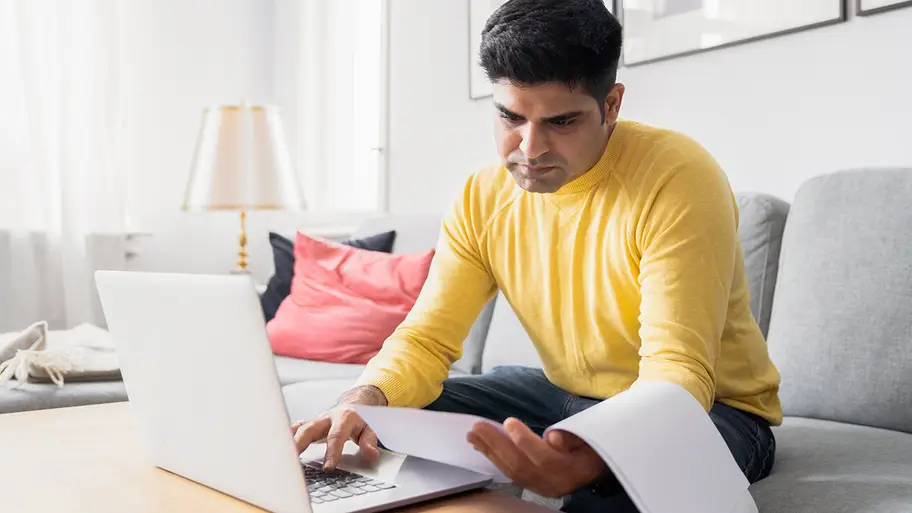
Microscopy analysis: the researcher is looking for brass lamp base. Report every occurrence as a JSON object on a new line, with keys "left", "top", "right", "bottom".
{"left": 234, "top": 210, "right": 249, "bottom": 274}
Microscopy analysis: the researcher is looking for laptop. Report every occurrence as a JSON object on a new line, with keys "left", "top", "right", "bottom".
{"left": 95, "top": 270, "right": 493, "bottom": 513}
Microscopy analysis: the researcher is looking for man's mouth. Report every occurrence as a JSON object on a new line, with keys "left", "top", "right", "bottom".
{"left": 517, "top": 165, "right": 556, "bottom": 176}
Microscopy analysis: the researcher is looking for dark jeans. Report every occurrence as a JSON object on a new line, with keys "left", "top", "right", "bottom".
{"left": 425, "top": 366, "right": 776, "bottom": 513}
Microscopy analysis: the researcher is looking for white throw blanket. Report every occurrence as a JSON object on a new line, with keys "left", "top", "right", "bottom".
{"left": 0, "top": 322, "right": 119, "bottom": 388}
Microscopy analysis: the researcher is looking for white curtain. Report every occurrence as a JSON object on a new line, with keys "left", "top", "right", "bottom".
{"left": 0, "top": 0, "right": 127, "bottom": 331}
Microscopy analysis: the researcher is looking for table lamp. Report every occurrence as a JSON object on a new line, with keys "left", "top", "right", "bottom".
{"left": 183, "top": 103, "right": 305, "bottom": 273}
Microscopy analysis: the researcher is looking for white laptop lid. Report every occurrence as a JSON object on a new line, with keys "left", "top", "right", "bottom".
{"left": 95, "top": 270, "right": 311, "bottom": 513}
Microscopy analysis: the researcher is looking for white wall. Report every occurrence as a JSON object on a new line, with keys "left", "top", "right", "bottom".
{"left": 385, "top": 0, "right": 500, "bottom": 215}
{"left": 385, "top": 3, "right": 912, "bottom": 212}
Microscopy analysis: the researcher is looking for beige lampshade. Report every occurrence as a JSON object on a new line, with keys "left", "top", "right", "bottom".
{"left": 183, "top": 103, "right": 305, "bottom": 211}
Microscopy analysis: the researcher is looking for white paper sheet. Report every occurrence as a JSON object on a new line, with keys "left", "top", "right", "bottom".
{"left": 353, "top": 405, "right": 512, "bottom": 483}
{"left": 546, "top": 381, "right": 755, "bottom": 513}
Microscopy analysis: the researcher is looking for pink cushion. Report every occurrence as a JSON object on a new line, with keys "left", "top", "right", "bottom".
{"left": 266, "top": 232, "right": 434, "bottom": 364}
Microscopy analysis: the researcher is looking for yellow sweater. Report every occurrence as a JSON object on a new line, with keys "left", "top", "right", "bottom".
{"left": 356, "top": 120, "right": 783, "bottom": 425}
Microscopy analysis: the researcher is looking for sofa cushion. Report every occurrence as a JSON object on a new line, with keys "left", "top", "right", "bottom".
{"left": 766, "top": 169, "right": 912, "bottom": 434}
{"left": 751, "top": 417, "right": 912, "bottom": 512}
{"left": 260, "top": 230, "right": 397, "bottom": 322}
{"left": 273, "top": 356, "right": 366, "bottom": 386}
{"left": 0, "top": 380, "right": 127, "bottom": 414}
{"left": 267, "top": 232, "right": 434, "bottom": 365}
{"left": 735, "top": 193, "right": 789, "bottom": 338}
{"left": 354, "top": 215, "right": 494, "bottom": 375}
{"left": 481, "top": 292, "right": 543, "bottom": 373}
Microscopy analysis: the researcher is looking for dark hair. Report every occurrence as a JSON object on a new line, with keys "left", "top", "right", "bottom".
{"left": 479, "top": 0, "right": 622, "bottom": 121}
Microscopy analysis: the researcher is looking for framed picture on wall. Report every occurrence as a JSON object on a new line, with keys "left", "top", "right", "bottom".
{"left": 468, "top": 0, "right": 616, "bottom": 99}
{"left": 858, "top": 0, "right": 912, "bottom": 16}
{"left": 618, "top": 0, "right": 846, "bottom": 66}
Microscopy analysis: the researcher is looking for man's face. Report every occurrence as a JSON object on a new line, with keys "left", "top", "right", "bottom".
{"left": 493, "top": 81, "right": 623, "bottom": 194}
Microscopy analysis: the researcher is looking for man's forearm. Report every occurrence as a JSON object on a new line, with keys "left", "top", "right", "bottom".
{"left": 337, "top": 385, "right": 388, "bottom": 407}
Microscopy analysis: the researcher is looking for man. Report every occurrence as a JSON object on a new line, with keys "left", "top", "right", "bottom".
{"left": 292, "top": 0, "right": 781, "bottom": 511}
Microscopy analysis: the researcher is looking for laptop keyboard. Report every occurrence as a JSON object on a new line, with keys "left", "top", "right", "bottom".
{"left": 302, "top": 460, "right": 396, "bottom": 505}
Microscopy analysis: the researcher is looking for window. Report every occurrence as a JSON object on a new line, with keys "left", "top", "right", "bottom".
{"left": 297, "top": 0, "right": 388, "bottom": 215}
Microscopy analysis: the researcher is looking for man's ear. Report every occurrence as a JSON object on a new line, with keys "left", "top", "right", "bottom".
{"left": 603, "top": 83, "right": 625, "bottom": 125}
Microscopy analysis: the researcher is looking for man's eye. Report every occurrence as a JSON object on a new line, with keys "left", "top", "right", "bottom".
{"left": 550, "top": 118, "right": 575, "bottom": 127}
{"left": 500, "top": 113, "right": 523, "bottom": 123}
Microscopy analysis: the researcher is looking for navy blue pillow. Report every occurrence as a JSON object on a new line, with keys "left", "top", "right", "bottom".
{"left": 260, "top": 230, "right": 397, "bottom": 322}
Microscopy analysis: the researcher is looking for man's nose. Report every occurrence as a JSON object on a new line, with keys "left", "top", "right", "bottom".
{"left": 518, "top": 124, "right": 549, "bottom": 160}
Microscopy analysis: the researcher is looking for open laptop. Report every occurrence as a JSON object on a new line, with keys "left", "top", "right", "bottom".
{"left": 94, "top": 270, "right": 492, "bottom": 513}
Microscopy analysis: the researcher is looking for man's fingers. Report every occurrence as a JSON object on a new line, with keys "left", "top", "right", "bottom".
{"left": 357, "top": 426, "right": 380, "bottom": 461}
{"left": 545, "top": 429, "right": 586, "bottom": 452}
{"left": 469, "top": 429, "right": 540, "bottom": 491}
{"left": 294, "top": 418, "right": 331, "bottom": 454}
{"left": 324, "top": 409, "right": 363, "bottom": 470}
{"left": 471, "top": 421, "right": 532, "bottom": 478}
{"left": 471, "top": 420, "right": 605, "bottom": 500}
{"left": 468, "top": 433, "right": 522, "bottom": 478}
{"left": 503, "top": 418, "right": 558, "bottom": 467}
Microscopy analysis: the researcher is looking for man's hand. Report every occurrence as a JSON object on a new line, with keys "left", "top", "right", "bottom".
{"left": 468, "top": 417, "right": 607, "bottom": 498}
{"left": 290, "top": 385, "right": 387, "bottom": 471}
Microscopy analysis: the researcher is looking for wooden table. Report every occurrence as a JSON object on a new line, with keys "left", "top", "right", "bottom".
{"left": 0, "top": 402, "right": 551, "bottom": 513}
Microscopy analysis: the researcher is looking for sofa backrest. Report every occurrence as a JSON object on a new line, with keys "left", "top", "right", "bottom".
{"left": 354, "top": 214, "right": 442, "bottom": 255}
{"left": 736, "top": 193, "right": 790, "bottom": 338}
{"left": 766, "top": 169, "right": 912, "bottom": 434}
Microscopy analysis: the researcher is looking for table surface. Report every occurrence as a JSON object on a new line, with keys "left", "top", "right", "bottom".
{"left": 0, "top": 402, "right": 551, "bottom": 513}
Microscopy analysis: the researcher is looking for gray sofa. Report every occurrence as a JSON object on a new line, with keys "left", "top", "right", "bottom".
{"left": 2, "top": 169, "right": 911, "bottom": 512}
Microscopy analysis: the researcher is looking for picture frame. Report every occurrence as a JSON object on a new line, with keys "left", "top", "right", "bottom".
{"left": 618, "top": 0, "right": 846, "bottom": 67}
{"left": 857, "top": 0, "right": 912, "bottom": 16}
{"left": 468, "top": 0, "right": 616, "bottom": 100}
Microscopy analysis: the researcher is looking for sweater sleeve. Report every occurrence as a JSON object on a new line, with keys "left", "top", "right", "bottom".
{"left": 631, "top": 155, "right": 738, "bottom": 412}
{"left": 354, "top": 177, "right": 497, "bottom": 407}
